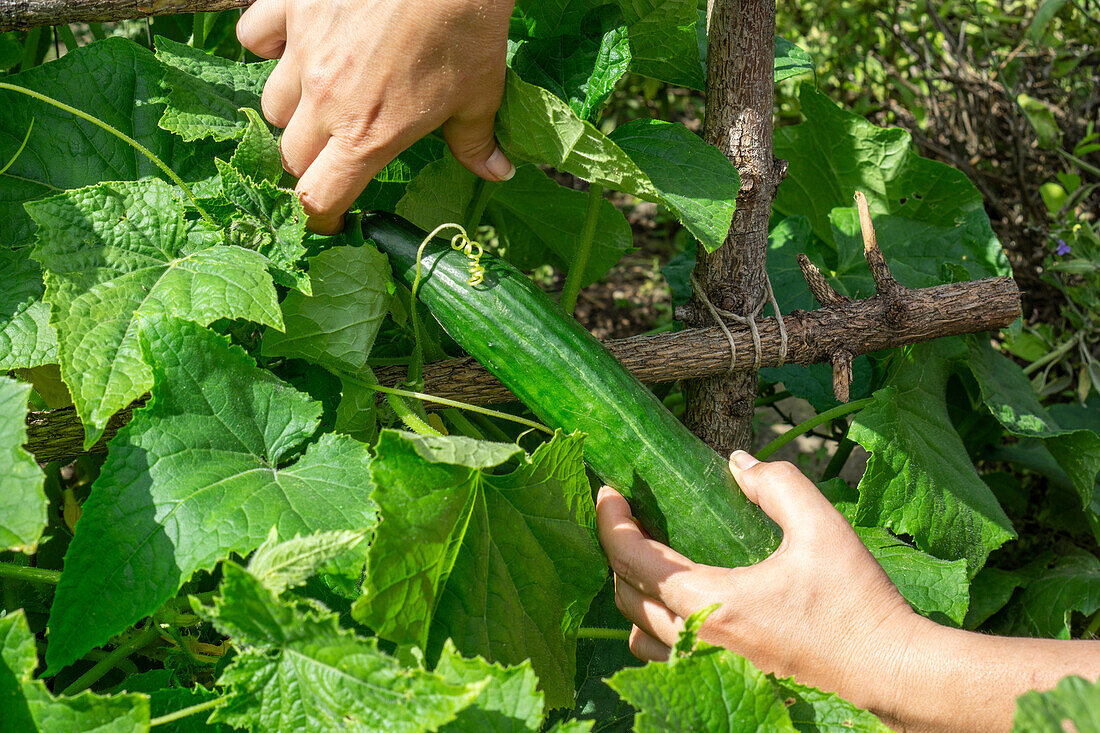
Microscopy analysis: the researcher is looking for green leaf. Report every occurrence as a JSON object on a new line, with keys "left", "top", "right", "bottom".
{"left": 774, "top": 37, "right": 814, "bottom": 82}
{"left": 967, "top": 337, "right": 1100, "bottom": 508}
{"left": 27, "top": 179, "right": 283, "bottom": 446}
{"left": 607, "top": 648, "right": 796, "bottom": 732}
{"left": 609, "top": 119, "right": 740, "bottom": 254}
{"left": 113, "top": 669, "right": 231, "bottom": 732}
{"left": 45, "top": 316, "right": 376, "bottom": 674}
{"left": 1013, "top": 675, "right": 1100, "bottom": 732}
{"left": 155, "top": 36, "right": 274, "bottom": 142}
{"left": 214, "top": 158, "right": 310, "bottom": 293}
{"left": 0, "top": 378, "right": 46, "bottom": 553}
{"left": 855, "top": 527, "right": 970, "bottom": 626}
{"left": 230, "top": 107, "right": 282, "bottom": 183}
{"left": 964, "top": 566, "right": 1024, "bottom": 630}
{"left": 261, "top": 244, "right": 395, "bottom": 374}
{"left": 496, "top": 71, "right": 738, "bottom": 253}
{"left": 247, "top": 526, "right": 370, "bottom": 596}
{"left": 435, "top": 640, "right": 545, "bottom": 732}
{"left": 354, "top": 137, "right": 446, "bottom": 213}
{"left": 849, "top": 341, "right": 1015, "bottom": 573}
{"left": 334, "top": 372, "right": 380, "bottom": 444}
{"left": 772, "top": 677, "right": 891, "bottom": 732}
{"left": 773, "top": 86, "right": 1009, "bottom": 277}
{"left": 508, "top": 8, "right": 632, "bottom": 121}
{"left": 1, "top": 610, "right": 150, "bottom": 732}
{"left": 356, "top": 430, "right": 605, "bottom": 708}
{"left": 0, "top": 247, "right": 56, "bottom": 371}
{"left": 397, "top": 157, "right": 633, "bottom": 287}
{"left": 1008, "top": 552, "right": 1100, "bottom": 639}
{"left": 0, "top": 37, "right": 229, "bottom": 248}
{"left": 204, "top": 562, "right": 484, "bottom": 732}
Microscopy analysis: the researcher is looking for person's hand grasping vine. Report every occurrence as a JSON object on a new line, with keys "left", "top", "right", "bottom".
{"left": 236, "top": 0, "right": 517, "bottom": 234}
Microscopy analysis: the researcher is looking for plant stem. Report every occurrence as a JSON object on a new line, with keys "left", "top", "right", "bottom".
{"left": 464, "top": 178, "right": 496, "bottom": 233}
{"left": 756, "top": 398, "right": 874, "bottom": 461}
{"left": 754, "top": 389, "right": 792, "bottom": 408}
{"left": 88, "top": 23, "right": 106, "bottom": 41}
{"left": 821, "top": 437, "right": 856, "bottom": 482}
{"left": 0, "top": 118, "right": 34, "bottom": 177}
{"left": 61, "top": 624, "right": 160, "bottom": 696}
{"left": 577, "top": 627, "right": 630, "bottom": 641}
{"left": 385, "top": 392, "right": 443, "bottom": 437}
{"left": 192, "top": 13, "right": 209, "bottom": 48}
{"left": 442, "top": 408, "right": 484, "bottom": 440}
{"left": 56, "top": 24, "right": 79, "bottom": 53}
{"left": 560, "top": 183, "right": 604, "bottom": 316}
{"left": 1022, "top": 334, "right": 1079, "bottom": 375}
{"left": 0, "top": 562, "right": 61, "bottom": 585}
{"left": 0, "top": 82, "right": 212, "bottom": 224}
{"left": 149, "top": 696, "right": 228, "bottom": 727}
{"left": 21, "top": 28, "right": 43, "bottom": 71}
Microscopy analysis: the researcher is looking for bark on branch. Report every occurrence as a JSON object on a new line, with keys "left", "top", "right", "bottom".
{"left": 0, "top": 0, "right": 249, "bottom": 31}
{"left": 25, "top": 275, "right": 1020, "bottom": 463}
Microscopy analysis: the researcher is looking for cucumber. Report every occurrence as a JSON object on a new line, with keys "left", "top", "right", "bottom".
{"left": 363, "top": 213, "right": 780, "bottom": 568}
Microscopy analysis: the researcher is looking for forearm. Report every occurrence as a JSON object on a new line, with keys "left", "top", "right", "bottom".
{"left": 854, "top": 616, "right": 1100, "bottom": 732}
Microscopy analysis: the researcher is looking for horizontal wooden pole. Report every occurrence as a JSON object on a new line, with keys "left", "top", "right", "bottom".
{"left": 0, "top": 0, "right": 251, "bottom": 31}
{"left": 24, "top": 275, "right": 1020, "bottom": 463}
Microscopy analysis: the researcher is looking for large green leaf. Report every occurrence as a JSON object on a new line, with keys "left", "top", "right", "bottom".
{"left": 773, "top": 677, "right": 891, "bottom": 732}
{"left": 607, "top": 647, "right": 796, "bottom": 732}
{"left": 435, "top": 640, "right": 546, "bottom": 732}
{"left": 27, "top": 179, "right": 283, "bottom": 447}
{"left": 1, "top": 611, "right": 149, "bottom": 732}
{"left": 609, "top": 119, "right": 739, "bottom": 254}
{"left": 850, "top": 340, "right": 1015, "bottom": 573}
{"left": 356, "top": 430, "right": 605, "bottom": 708}
{"left": 508, "top": 7, "right": 631, "bottom": 121}
{"left": 155, "top": 36, "right": 274, "bottom": 142}
{"left": 262, "top": 244, "right": 394, "bottom": 373}
{"left": 0, "top": 37, "right": 228, "bottom": 248}
{"left": 1013, "top": 675, "right": 1100, "bottom": 732}
{"left": 397, "top": 157, "right": 633, "bottom": 287}
{"left": 0, "top": 248, "right": 56, "bottom": 371}
{"left": 855, "top": 527, "right": 970, "bottom": 626}
{"left": 46, "top": 316, "right": 376, "bottom": 674}
{"left": 967, "top": 337, "right": 1100, "bottom": 508}
{"left": 1008, "top": 552, "right": 1100, "bottom": 639}
{"left": 0, "top": 378, "right": 46, "bottom": 553}
{"left": 203, "top": 563, "right": 484, "bottom": 733}
{"left": 496, "top": 71, "right": 739, "bottom": 253}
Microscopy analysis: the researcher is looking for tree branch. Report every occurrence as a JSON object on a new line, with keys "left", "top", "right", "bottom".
{"left": 25, "top": 276, "right": 1020, "bottom": 463}
{"left": 0, "top": 0, "right": 250, "bottom": 32}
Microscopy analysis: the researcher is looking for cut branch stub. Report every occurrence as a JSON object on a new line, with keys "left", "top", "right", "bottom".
{"left": 832, "top": 349, "right": 854, "bottom": 404}
{"left": 855, "top": 190, "right": 907, "bottom": 299}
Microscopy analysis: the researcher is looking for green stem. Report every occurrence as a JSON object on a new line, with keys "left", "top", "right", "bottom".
{"left": 1022, "top": 334, "right": 1079, "bottom": 375}
{"left": 1060, "top": 149, "right": 1100, "bottom": 178}
{"left": 353, "top": 378, "right": 552, "bottom": 436}
{"left": 560, "top": 183, "right": 604, "bottom": 316}
{"left": 820, "top": 437, "right": 856, "bottom": 482}
{"left": 756, "top": 397, "right": 874, "bottom": 462}
{"left": 442, "top": 408, "right": 484, "bottom": 440}
{"left": 577, "top": 627, "right": 630, "bottom": 641}
{"left": 464, "top": 178, "right": 496, "bottom": 233}
{"left": 61, "top": 624, "right": 160, "bottom": 696}
{"left": 385, "top": 392, "right": 443, "bottom": 437}
{"left": 149, "top": 697, "right": 228, "bottom": 727}
{"left": 192, "top": 13, "right": 209, "bottom": 48}
{"left": 21, "top": 27, "right": 43, "bottom": 70}
{"left": 0, "top": 118, "right": 34, "bottom": 177}
{"left": 0, "top": 562, "right": 61, "bottom": 585}
{"left": 0, "top": 82, "right": 212, "bottom": 224}
{"left": 56, "top": 24, "right": 79, "bottom": 53}
{"left": 755, "top": 389, "right": 792, "bottom": 408}
{"left": 88, "top": 23, "right": 106, "bottom": 41}
{"left": 468, "top": 411, "right": 515, "bottom": 444}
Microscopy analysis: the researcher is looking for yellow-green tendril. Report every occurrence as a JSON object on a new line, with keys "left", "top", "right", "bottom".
{"left": 0, "top": 118, "right": 33, "bottom": 177}
{"left": 0, "top": 82, "right": 214, "bottom": 225}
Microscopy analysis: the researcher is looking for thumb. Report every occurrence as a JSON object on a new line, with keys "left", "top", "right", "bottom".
{"left": 442, "top": 110, "right": 515, "bottom": 183}
{"left": 727, "top": 451, "right": 842, "bottom": 542}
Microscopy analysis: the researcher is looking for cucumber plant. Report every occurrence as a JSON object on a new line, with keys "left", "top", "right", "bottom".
{"left": 0, "top": 3, "right": 1098, "bottom": 732}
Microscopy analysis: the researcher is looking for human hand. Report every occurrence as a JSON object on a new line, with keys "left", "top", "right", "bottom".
{"left": 596, "top": 451, "right": 929, "bottom": 714}
{"left": 237, "top": 0, "right": 517, "bottom": 234}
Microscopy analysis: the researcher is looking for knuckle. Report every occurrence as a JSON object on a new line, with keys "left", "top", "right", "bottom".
{"left": 608, "top": 545, "right": 641, "bottom": 583}
{"left": 751, "top": 460, "right": 800, "bottom": 484}
{"left": 302, "top": 66, "right": 339, "bottom": 104}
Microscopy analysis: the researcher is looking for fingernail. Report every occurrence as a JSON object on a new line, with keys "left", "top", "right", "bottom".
{"left": 597, "top": 485, "right": 612, "bottom": 501}
{"left": 729, "top": 450, "right": 759, "bottom": 470}
{"left": 485, "top": 148, "right": 516, "bottom": 181}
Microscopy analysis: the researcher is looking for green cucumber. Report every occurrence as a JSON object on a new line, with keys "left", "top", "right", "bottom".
{"left": 364, "top": 213, "right": 780, "bottom": 568}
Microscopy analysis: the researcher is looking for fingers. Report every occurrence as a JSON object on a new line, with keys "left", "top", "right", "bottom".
{"left": 615, "top": 576, "right": 684, "bottom": 646}
{"left": 295, "top": 135, "right": 391, "bottom": 234}
{"left": 628, "top": 626, "right": 671, "bottom": 662}
{"left": 596, "top": 486, "right": 716, "bottom": 618}
{"left": 442, "top": 110, "right": 514, "bottom": 182}
{"left": 261, "top": 54, "right": 302, "bottom": 128}
{"left": 279, "top": 103, "right": 329, "bottom": 178}
{"left": 237, "top": 0, "right": 287, "bottom": 59}
{"left": 728, "top": 452, "right": 846, "bottom": 543}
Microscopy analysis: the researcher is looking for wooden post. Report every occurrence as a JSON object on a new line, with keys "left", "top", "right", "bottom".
{"left": 684, "top": 0, "right": 783, "bottom": 454}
